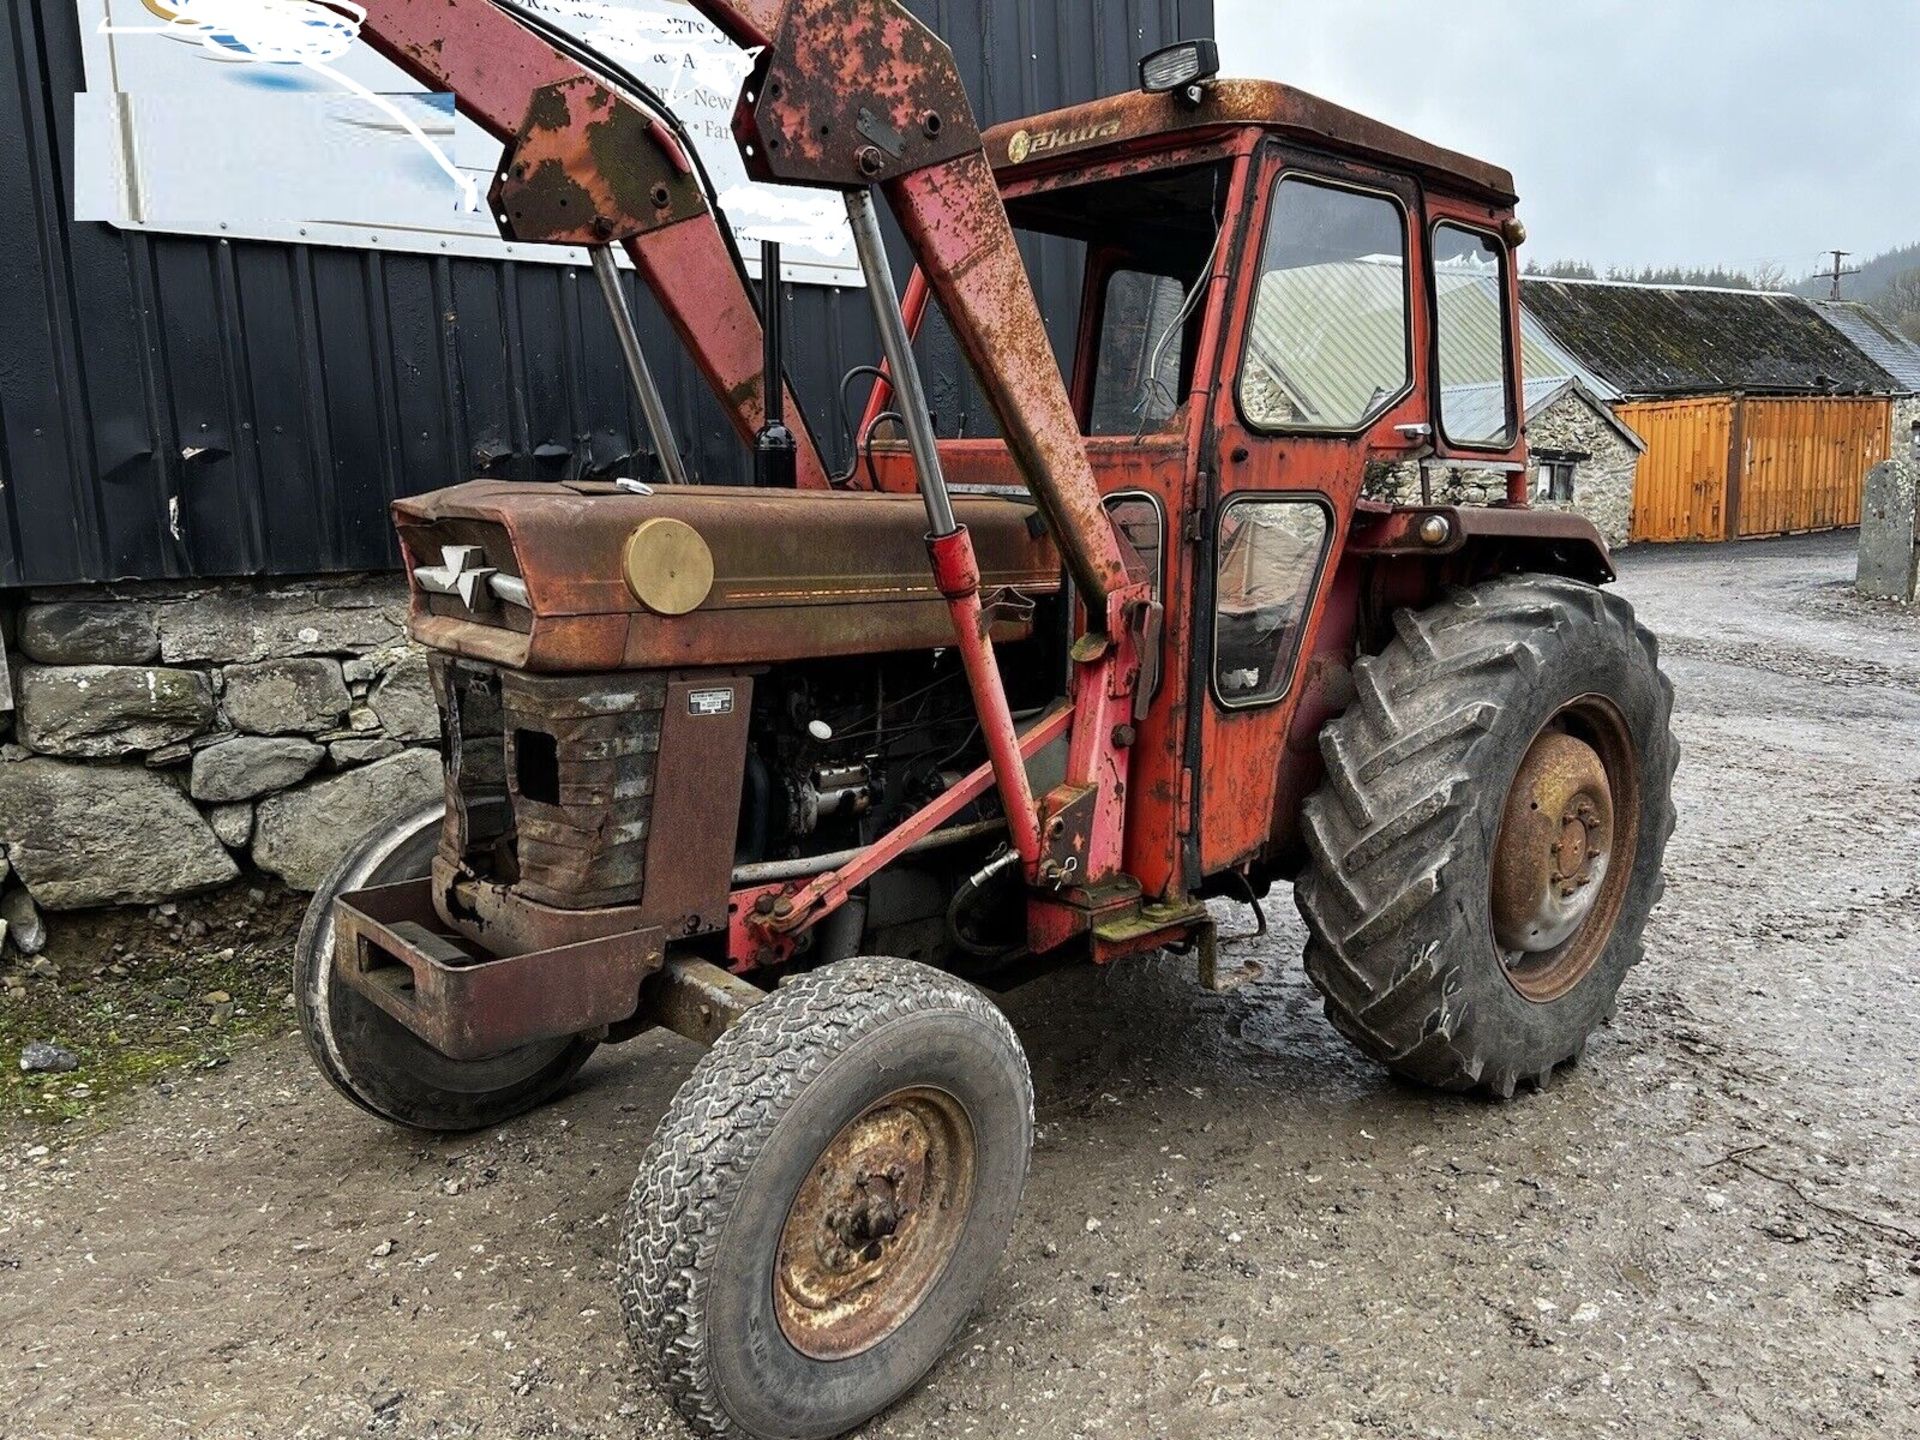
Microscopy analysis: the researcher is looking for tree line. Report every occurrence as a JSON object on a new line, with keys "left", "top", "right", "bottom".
{"left": 1521, "top": 259, "right": 1792, "bottom": 291}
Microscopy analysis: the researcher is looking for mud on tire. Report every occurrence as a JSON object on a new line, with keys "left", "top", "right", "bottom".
{"left": 1296, "top": 574, "right": 1678, "bottom": 1098}
{"left": 618, "top": 957, "right": 1033, "bottom": 1440}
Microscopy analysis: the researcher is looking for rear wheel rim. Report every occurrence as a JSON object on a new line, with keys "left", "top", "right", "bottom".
{"left": 1489, "top": 696, "right": 1641, "bottom": 1004}
{"left": 774, "top": 1086, "right": 977, "bottom": 1361}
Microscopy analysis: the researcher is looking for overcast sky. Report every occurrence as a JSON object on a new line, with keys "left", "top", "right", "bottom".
{"left": 1217, "top": 0, "right": 1919, "bottom": 281}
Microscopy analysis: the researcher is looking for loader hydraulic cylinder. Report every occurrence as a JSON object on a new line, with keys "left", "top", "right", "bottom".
{"left": 846, "top": 188, "right": 1042, "bottom": 867}
{"left": 845, "top": 192, "right": 955, "bottom": 538}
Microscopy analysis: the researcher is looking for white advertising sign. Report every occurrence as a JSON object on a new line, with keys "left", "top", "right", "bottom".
{"left": 72, "top": 0, "right": 861, "bottom": 285}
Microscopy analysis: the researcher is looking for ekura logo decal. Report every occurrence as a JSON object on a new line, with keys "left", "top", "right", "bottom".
{"left": 1007, "top": 119, "right": 1123, "bottom": 164}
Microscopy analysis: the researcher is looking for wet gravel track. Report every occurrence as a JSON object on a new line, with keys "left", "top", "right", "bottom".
{"left": 2, "top": 531, "right": 1916, "bottom": 1439}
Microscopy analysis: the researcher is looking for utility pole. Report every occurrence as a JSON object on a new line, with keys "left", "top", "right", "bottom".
{"left": 1825, "top": 249, "right": 1862, "bottom": 300}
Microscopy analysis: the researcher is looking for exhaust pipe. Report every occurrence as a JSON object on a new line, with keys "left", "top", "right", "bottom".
{"left": 755, "top": 240, "right": 799, "bottom": 488}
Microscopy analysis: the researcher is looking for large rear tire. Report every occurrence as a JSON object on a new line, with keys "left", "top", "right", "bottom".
{"left": 1297, "top": 574, "right": 1677, "bottom": 1098}
{"left": 293, "top": 804, "right": 597, "bottom": 1132}
{"left": 619, "top": 957, "right": 1033, "bottom": 1440}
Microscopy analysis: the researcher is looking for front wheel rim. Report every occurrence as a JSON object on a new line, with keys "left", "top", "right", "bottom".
{"left": 773, "top": 1086, "right": 977, "bottom": 1361}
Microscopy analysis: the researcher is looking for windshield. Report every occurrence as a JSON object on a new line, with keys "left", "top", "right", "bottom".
{"left": 903, "top": 160, "right": 1231, "bottom": 441}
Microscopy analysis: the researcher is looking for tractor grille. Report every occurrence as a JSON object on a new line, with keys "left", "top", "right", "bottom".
{"left": 432, "top": 658, "right": 665, "bottom": 910}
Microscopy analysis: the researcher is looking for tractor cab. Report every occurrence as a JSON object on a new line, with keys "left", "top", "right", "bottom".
{"left": 855, "top": 69, "right": 1598, "bottom": 890}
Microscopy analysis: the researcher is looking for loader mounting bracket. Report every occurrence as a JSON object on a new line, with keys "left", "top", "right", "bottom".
{"left": 494, "top": 77, "right": 709, "bottom": 246}
{"left": 739, "top": 0, "right": 984, "bottom": 185}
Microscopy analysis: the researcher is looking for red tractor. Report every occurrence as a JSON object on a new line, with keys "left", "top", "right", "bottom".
{"left": 294, "top": 5, "right": 1676, "bottom": 1436}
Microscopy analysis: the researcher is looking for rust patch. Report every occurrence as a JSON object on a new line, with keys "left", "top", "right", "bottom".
{"left": 493, "top": 78, "right": 706, "bottom": 245}
{"left": 525, "top": 82, "right": 571, "bottom": 133}
{"left": 741, "top": 0, "right": 981, "bottom": 186}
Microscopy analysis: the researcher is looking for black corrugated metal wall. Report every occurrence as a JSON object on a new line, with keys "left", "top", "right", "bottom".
{"left": 0, "top": 0, "right": 1212, "bottom": 588}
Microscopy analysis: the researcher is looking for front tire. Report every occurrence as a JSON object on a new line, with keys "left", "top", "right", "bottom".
{"left": 293, "top": 804, "right": 597, "bottom": 1132}
{"left": 619, "top": 957, "right": 1033, "bottom": 1440}
{"left": 1297, "top": 574, "right": 1677, "bottom": 1098}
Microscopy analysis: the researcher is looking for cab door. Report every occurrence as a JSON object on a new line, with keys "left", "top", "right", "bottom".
{"left": 1192, "top": 146, "right": 1433, "bottom": 877}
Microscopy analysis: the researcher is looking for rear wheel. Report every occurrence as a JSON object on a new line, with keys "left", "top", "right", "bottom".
{"left": 1297, "top": 574, "right": 1678, "bottom": 1097}
{"left": 293, "top": 805, "right": 597, "bottom": 1132}
{"left": 619, "top": 957, "right": 1032, "bottom": 1440}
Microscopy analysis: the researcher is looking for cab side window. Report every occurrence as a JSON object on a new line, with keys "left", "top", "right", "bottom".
{"left": 1433, "top": 223, "right": 1514, "bottom": 447}
{"left": 1213, "top": 498, "right": 1330, "bottom": 706}
{"left": 1241, "top": 179, "right": 1410, "bottom": 432}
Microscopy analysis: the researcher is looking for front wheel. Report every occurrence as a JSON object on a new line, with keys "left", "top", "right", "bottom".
{"left": 1297, "top": 574, "right": 1678, "bottom": 1098}
{"left": 619, "top": 957, "right": 1033, "bottom": 1440}
{"left": 293, "top": 804, "right": 597, "bottom": 1132}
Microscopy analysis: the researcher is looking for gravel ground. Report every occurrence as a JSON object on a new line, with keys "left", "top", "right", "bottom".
{"left": 2, "top": 531, "right": 1917, "bottom": 1440}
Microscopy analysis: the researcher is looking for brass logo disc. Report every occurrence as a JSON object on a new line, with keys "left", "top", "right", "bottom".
{"left": 622, "top": 517, "right": 715, "bottom": 616}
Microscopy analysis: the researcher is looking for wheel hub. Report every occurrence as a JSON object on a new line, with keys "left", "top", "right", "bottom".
{"left": 1491, "top": 724, "right": 1623, "bottom": 1001}
{"left": 775, "top": 1087, "right": 975, "bottom": 1360}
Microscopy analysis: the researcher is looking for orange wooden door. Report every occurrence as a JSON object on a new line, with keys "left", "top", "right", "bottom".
{"left": 1734, "top": 397, "right": 1891, "bottom": 537}
{"left": 1617, "top": 397, "right": 1732, "bottom": 543}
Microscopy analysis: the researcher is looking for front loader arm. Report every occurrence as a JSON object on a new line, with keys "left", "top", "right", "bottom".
{"left": 694, "top": 0, "right": 1136, "bottom": 611}
{"left": 359, "top": 0, "right": 1145, "bottom": 911}
{"left": 355, "top": 0, "right": 1130, "bottom": 604}
{"left": 353, "top": 0, "right": 833, "bottom": 489}
{"left": 690, "top": 0, "right": 1148, "bottom": 908}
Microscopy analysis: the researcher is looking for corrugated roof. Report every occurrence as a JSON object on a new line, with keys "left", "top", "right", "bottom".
{"left": 1246, "top": 257, "right": 1413, "bottom": 425}
{"left": 1810, "top": 301, "right": 1920, "bottom": 394}
{"left": 1437, "top": 375, "right": 1606, "bottom": 447}
{"left": 1521, "top": 309, "right": 1620, "bottom": 401}
{"left": 1247, "top": 260, "right": 1606, "bottom": 426}
{"left": 1521, "top": 277, "right": 1900, "bottom": 398}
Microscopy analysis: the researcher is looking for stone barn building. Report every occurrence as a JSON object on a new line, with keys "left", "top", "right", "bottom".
{"left": 1522, "top": 278, "right": 1908, "bottom": 544}
{"left": 1521, "top": 377, "right": 1646, "bottom": 549}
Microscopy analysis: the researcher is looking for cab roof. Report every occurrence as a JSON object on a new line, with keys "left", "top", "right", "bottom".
{"left": 982, "top": 79, "right": 1518, "bottom": 208}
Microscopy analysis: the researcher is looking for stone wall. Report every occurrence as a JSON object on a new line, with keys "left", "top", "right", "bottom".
{"left": 1895, "top": 397, "right": 1920, "bottom": 459}
{"left": 0, "top": 577, "right": 443, "bottom": 956}
{"left": 1527, "top": 389, "right": 1641, "bottom": 549}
